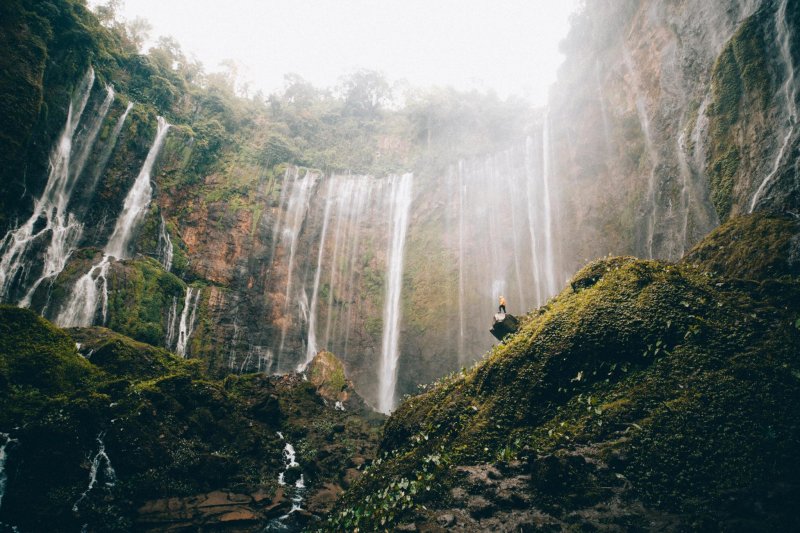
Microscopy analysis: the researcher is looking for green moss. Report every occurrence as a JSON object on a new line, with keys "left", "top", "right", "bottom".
{"left": 105, "top": 257, "right": 186, "bottom": 346}
{"left": 682, "top": 213, "right": 800, "bottom": 280}
{"left": 322, "top": 213, "right": 800, "bottom": 530}
{"left": 706, "top": 7, "right": 775, "bottom": 220}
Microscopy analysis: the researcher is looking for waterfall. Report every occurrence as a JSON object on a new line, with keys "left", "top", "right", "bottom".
{"left": 55, "top": 254, "right": 111, "bottom": 328}
{"left": 56, "top": 116, "right": 170, "bottom": 328}
{"left": 540, "top": 114, "right": 558, "bottom": 297}
{"left": 750, "top": 0, "right": 797, "bottom": 212}
{"left": 276, "top": 169, "right": 318, "bottom": 363}
{"left": 0, "top": 69, "right": 97, "bottom": 302}
{"left": 377, "top": 173, "right": 413, "bottom": 414}
{"left": 452, "top": 132, "right": 561, "bottom": 365}
{"left": 165, "top": 295, "right": 179, "bottom": 349}
{"left": 457, "top": 163, "right": 466, "bottom": 363}
{"left": 157, "top": 214, "right": 174, "bottom": 272}
{"left": 176, "top": 286, "right": 200, "bottom": 357}
{"left": 274, "top": 433, "right": 306, "bottom": 521}
{"left": 303, "top": 179, "right": 335, "bottom": 367}
{"left": 622, "top": 45, "right": 659, "bottom": 259}
{"left": 0, "top": 433, "right": 17, "bottom": 512}
{"left": 19, "top": 83, "right": 117, "bottom": 308}
{"left": 72, "top": 433, "right": 116, "bottom": 513}
{"left": 89, "top": 101, "right": 134, "bottom": 193}
{"left": 105, "top": 117, "right": 170, "bottom": 259}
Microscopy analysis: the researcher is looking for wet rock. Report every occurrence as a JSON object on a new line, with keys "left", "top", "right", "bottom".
{"left": 305, "top": 482, "right": 343, "bottom": 514}
{"left": 307, "top": 351, "right": 353, "bottom": 403}
{"left": 283, "top": 464, "right": 302, "bottom": 485}
{"left": 437, "top": 513, "right": 456, "bottom": 527}
{"left": 136, "top": 490, "right": 274, "bottom": 531}
{"left": 490, "top": 313, "right": 519, "bottom": 341}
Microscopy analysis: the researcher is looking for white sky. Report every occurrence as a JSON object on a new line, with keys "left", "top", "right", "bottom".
{"left": 105, "top": 0, "right": 579, "bottom": 105}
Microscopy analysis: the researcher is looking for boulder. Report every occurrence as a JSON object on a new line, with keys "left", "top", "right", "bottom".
{"left": 490, "top": 313, "right": 519, "bottom": 341}
{"left": 307, "top": 350, "right": 352, "bottom": 403}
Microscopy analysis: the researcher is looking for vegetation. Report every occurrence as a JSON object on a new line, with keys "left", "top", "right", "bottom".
{"left": 320, "top": 214, "right": 800, "bottom": 531}
{"left": 706, "top": 6, "right": 775, "bottom": 220}
{"left": 0, "top": 306, "right": 381, "bottom": 531}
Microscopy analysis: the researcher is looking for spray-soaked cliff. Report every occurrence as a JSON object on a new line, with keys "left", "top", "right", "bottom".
{"left": 548, "top": 0, "right": 799, "bottom": 272}
{"left": 0, "top": 0, "right": 798, "bottom": 412}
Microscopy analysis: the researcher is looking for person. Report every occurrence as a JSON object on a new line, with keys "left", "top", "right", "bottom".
{"left": 498, "top": 295, "right": 507, "bottom": 314}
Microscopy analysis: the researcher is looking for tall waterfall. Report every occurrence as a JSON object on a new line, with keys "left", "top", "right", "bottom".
{"left": 0, "top": 69, "right": 102, "bottom": 303}
{"left": 378, "top": 173, "right": 413, "bottom": 414}
{"left": 56, "top": 116, "right": 170, "bottom": 328}
{"left": 750, "top": 0, "right": 797, "bottom": 212}
{"left": 449, "top": 128, "right": 562, "bottom": 365}
{"left": 176, "top": 286, "right": 200, "bottom": 357}
{"left": 106, "top": 117, "right": 170, "bottom": 259}
{"left": 276, "top": 169, "right": 319, "bottom": 364}
{"left": 303, "top": 179, "right": 335, "bottom": 366}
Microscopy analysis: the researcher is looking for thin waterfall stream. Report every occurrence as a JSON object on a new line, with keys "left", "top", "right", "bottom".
{"left": 55, "top": 116, "right": 170, "bottom": 328}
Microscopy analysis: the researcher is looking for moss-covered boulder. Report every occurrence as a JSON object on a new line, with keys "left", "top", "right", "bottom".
{"left": 320, "top": 214, "right": 800, "bottom": 531}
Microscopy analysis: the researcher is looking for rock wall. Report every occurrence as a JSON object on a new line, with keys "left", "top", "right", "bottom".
{"left": 548, "top": 0, "right": 799, "bottom": 276}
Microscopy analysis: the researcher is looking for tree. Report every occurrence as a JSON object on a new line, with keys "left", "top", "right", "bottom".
{"left": 339, "top": 69, "right": 391, "bottom": 117}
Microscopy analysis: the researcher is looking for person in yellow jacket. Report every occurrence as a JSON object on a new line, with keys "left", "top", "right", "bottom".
{"left": 498, "top": 296, "right": 507, "bottom": 314}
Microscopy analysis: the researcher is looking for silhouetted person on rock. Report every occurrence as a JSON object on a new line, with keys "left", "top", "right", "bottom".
{"left": 498, "top": 296, "right": 507, "bottom": 314}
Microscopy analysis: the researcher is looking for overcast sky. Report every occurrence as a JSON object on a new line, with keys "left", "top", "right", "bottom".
{"left": 101, "top": 0, "right": 579, "bottom": 106}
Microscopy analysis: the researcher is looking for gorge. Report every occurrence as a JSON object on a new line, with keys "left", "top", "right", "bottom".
{"left": 0, "top": 0, "right": 799, "bottom": 530}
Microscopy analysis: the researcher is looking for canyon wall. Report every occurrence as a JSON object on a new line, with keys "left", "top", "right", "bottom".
{"left": 0, "top": 0, "right": 797, "bottom": 408}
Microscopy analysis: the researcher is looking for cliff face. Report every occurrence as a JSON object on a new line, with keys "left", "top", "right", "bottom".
{"left": 548, "top": 0, "right": 799, "bottom": 272}
{"left": 0, "top": 0, "right": 798, "bottom": 409}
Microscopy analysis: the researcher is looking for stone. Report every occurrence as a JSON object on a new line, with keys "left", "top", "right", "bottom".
{"left": 437, "top": 513, "right": 456, "bottom": 527}
{"left": 490, "top": 313, "right": 520, "bottom": 341}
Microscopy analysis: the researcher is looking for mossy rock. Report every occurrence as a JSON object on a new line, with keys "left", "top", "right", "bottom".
{"left": 682, "top": 213, "right": 800, "bottom": 280}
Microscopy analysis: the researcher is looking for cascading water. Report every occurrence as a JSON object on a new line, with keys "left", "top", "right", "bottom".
{"left": 275, "top": 434, "right": 305, "bottom": 521}
{"left": 105, "top": 117, "right": 171, "bottom": 259}
{"left": 303, "top": 179, "right": 335, "bottom": 367}
{"left": 157, "top": 214, "right": 174, "bottom": 272}
{"left": 56, "top": 116, "right": 170, "bottom": 328}
{"left": 540, "top": 114, "right": 559, "bottom": 297}
{"left": 452, "top": 130, "right": 562, "bottom": 367}
{"left": 55, "top": 255, "right": 111, "bottom": 328}
{"left": 165, "top": 295, "right": 179, "bottom": 349}
{"left": 377, "top": 173, "right": 413, "bottom": 414}
{"left": 622, "top": 45, "right": 660, "bottom": 259}
{"left": 750, "top": 0, "right": 797, "bottom": 212}
{"left": 176, "top": 286, "right": 200, "bottom": 357}
{"left": 0, "top": 69, "right": 97, "bottom": 302}
{"left": 276, "top": 169, "right": 319, "bottom": 363}
{"left": 87, "top": 101, "right": 134, "bottom": 194}
{"left": 72, "top": 433, "right": 116, "bottom": 513}
{"left": 0, "top": 433, "right": 17, "bottom": 512}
